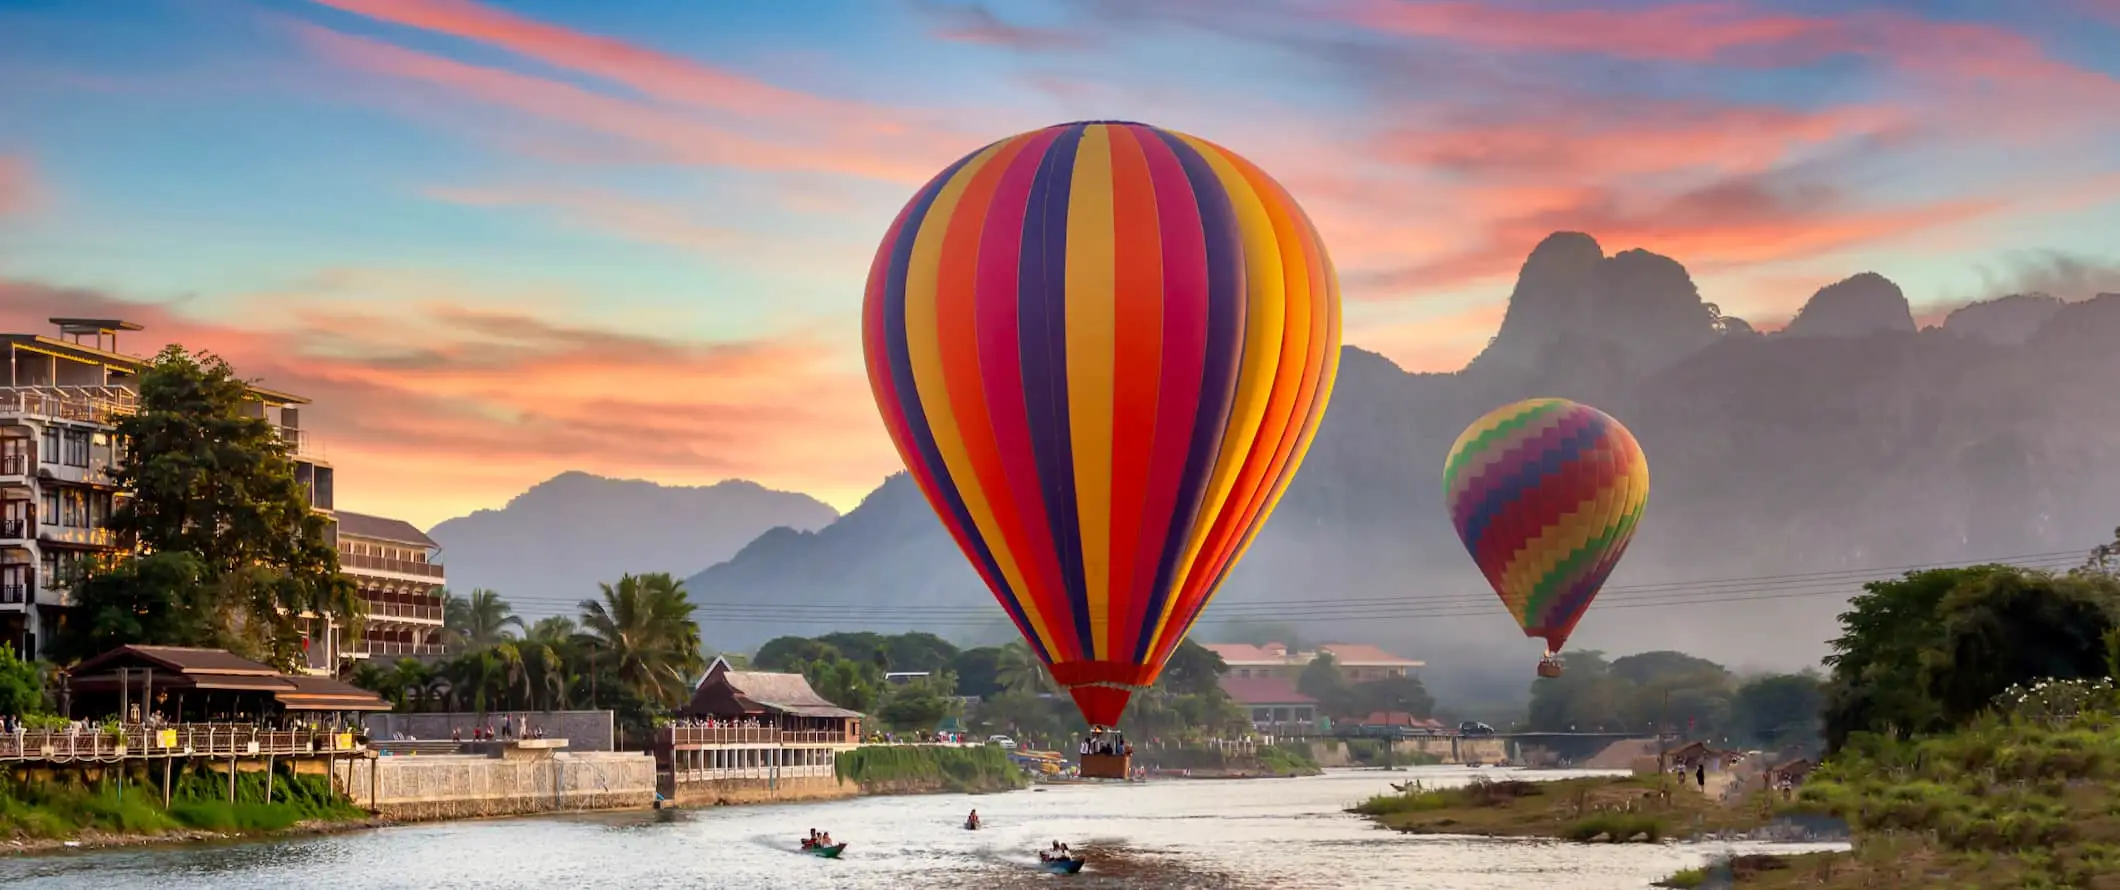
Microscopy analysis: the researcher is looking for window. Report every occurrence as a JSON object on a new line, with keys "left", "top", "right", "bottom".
{"left": 39, "top": 489, "right": 58, "bottom": 526}
{"left": 61, "top": 489, "right": 86, "bottom": 528}
{"left": 39, "top": 552, "right": 56, "bottom": 589}
{"left": 39, "top": 426, "right": 57, "bottom": 464}
{"left": 62, "top": 430, "right": 89, "bottom": 467}
{"left": 90, "top": 432, "right": 113, "bottom": 470}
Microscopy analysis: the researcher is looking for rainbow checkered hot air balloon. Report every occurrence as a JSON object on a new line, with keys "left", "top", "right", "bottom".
{"left": 1442, "top": 398, "right": 1649, "bottom": 678}
{"left": 862, "top": 121, "right": 1340, "bottom": 728}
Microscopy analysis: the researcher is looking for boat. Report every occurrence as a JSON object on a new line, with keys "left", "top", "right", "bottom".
{"left": 802, "top": 842, "right": 847, "bottom": 858}
{"left": 965, "top": 820, "right": 981, "bottom": 831}
{"left": 1041, "top": 857, "right": 1085, "bottom": 874}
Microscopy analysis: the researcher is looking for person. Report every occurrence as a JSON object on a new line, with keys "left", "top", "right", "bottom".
{"left": 967, "top": 809, "right": 979, "bottom": 829}
{"left": 803, "top": 828, "right": 818, "bottom": 849}
{"left": 1695, "top": 762, "right": 1706, "bottom": 792}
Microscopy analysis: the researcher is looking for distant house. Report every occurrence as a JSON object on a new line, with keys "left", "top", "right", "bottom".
{"left": 1204, "top": 642, "right": 1423, "bottom": 682}
{"left": 1768, "top": 757, "right": 1815, "bottom": 786}
{"left": 882, "top": 671, "right": 930, "bottom": 686}
{"left": 1665, "top": 741, "right": 1743, "bottom": 771}
{"left": 679, "top": 656, "right": 865, "bottom": 740}
{"left": 1219, "top": 675, "right": 1318, "bottom": 729}
{"left": 1356, "top": 711, "right": 1447, "bottom": 734}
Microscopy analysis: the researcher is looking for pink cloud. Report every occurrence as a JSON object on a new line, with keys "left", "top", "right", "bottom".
{"left": 1339, "top": 0, "right": 1848, "bottom": 64}
{"left": 917, "top": 0, "right": 1092, "bottom": 50}
{"left": 0, "top": 279, "right": 893, "bottom": 526}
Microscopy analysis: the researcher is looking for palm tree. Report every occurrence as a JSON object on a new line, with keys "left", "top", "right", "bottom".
{"left": 443, "top": 588, "right": 525, "bottom": 651}
{"left": 996, "top": 642, "right": 1056, "bottom": 695}
{"left": 577, "top": 573, "right": 704, "bottom": 709}
{"left": 524, "top": 616, "right": 578, "bottom": 711}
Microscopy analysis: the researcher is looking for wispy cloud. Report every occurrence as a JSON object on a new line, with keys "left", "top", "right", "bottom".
{"left": 913, "top": 0, "right": 1094, "bottom": 50}
{"left": 0, "top": 278, "right": 890, "bottom": 526}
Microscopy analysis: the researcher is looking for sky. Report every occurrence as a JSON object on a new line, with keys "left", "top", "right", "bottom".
{"left": 1, "top": 0, "right": 2117, "bottom": 528}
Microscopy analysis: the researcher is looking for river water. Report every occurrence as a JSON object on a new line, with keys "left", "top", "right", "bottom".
{"left": 0, "top": 767, "right": 1844, "bottom": 889}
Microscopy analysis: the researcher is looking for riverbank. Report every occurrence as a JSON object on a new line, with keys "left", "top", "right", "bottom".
{"left": 1658, "top": 711, "right": 2120, "bottom": 888}
{"left": 834, "top": 745, "right": 1026, "bottom": 794}
{"left": 0, "top": 766, "right": 374, "bottom": 856}
{"left": 1351, "top": 773, "right": 1779, "bottom": 842}
{"left": 1145, "top": 743, "right": 1322, "bottom": 778}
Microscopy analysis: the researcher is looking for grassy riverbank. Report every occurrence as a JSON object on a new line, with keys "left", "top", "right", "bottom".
{"left": 1663, "top": 712, "right": 2120, "bottom": 888}
{"left": 1352, "top": 774, "right": 1775, "bottom": 842}
{"left": 1147, "top": 743, "right": 1322, "bottom": 778}
{"left": 1, "top": 765, "right": 370, "bottom": 853}
{"left": 835, "top": 745, "right": 1027, "bottom": 794}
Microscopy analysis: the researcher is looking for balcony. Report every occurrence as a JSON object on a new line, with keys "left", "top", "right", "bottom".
{"left": 356, "top": 640, "right": 447, "bottom": 658}
{"left": 280, "top": 426, "right": 327, "bottom": 461}
{"left": 0, "top": 455, "right": 24, "bottom": 478}
{"left": 0, "top": 585, "right": 24, "bottom": 606}
{"left": 0, "top": 387, "right": 136, "bottom": 425}
{"left": 362, "top": 599, "right": 444, "bottom": 624}
{"left": 0, "top": 519, "right": 25, "bottom": 541}
{"left": 340, "top": 552, "right": 445, "bottom": 579}
{"left": 39, "top": 524, "right": 116, "bottom": 548}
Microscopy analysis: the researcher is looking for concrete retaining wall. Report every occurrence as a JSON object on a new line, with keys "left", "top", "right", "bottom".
{"left": 666, "top": 774, "right": 856, "bottom": 807}
{"left": 342, "top": 744, "right": 654, "bottom": 820}
{"left": 1303, "top": 737, "right": 1512, "bottom": 765}
{"left": 362, "top": 711, "right": 616, "bottom": 752}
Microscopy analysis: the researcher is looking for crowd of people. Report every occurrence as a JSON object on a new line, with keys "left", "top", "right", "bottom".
{"left": 1080, "top": 726, "right": 1131, "bottom": 757}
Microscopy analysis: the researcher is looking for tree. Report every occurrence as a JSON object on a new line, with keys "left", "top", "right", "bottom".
{"left": 0, "top": 642, "right": 43, "bottom": 717}
{"left": 57, "top": 552, "right": 232, "bottom": 662}
{"left": 1297, "top": 651, "right": 1353, "bottom": 716}
{"left": 97, "top": 346, "right": 359, "bottom": 669}
{"left": 443, "top": 588, "right": 525, "bottom": 651}
{"left": 577, "top": 573, "right": 704, "bottom": 710}
{"left": 995, "top": 642, "right": 1055, "bottom": 695}
{"left": 951, "top": 647, "right": 1005, "bottom": 699}
{"left": 1159, "top": 639, "right": 1228, "bottom": 698}
{"left": 754, "top": 636, "right": 843, "bottom": 672}
{"left": 880, "top": 632, "right": 959, "bottom": 673}
{"left": 1730, "top": 672, "right": 1824, "bottom": 749}
{"left": 1348, "top": 675, "right": 1436, "bottom": 719}
{"left": 878, "top": 679, "right": 959, "bottom": 731}
{"left": 1821, "top": 567, "right": 1993, "bottom": 751}
{"left": 1923, "top": 568, "right": 2120, "bottom": 725}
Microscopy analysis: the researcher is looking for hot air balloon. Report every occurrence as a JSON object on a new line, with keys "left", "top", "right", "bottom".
{"left": 862, "top": 121, "right": 1341, "bottom": 763}
{"left": 1442, "top": 398, "right": 1648, "bottom": 678}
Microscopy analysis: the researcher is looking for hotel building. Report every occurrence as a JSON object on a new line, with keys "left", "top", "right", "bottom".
{"left": 330, "top": 511, "right": 447, "bottom": 662}
{"left": 0, "top": 318, "right": 343, "bottom": 660}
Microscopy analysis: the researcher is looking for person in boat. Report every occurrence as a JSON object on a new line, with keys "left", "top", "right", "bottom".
{"left": 966, "top": 809, "right": 980, "bottom": 828}
{"left": 1042, "top": 840, "right": 1062, "bottom": 862}
{"left": 802, "top": 828, "right": 817, "bottom": 849}
{"left": 820, "top": 831, "right": 834, "bottom": 847}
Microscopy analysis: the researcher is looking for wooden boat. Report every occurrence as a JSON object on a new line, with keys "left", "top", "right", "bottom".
{"left": 964, "top": 820, "right": 981, "bottom": 830}
{"left": 1390, "top": 781, "right": 1413, "bottom": 793}
{"left": 802, "top": 842, "right": 847, "bottom": 858}
{"left": 1041, "top": 857, "right": 1085, "bottom": 874}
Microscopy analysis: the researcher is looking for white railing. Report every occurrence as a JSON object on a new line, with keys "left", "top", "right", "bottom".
{"left": 0, "top": 387, "right": 137, "bottom": 425}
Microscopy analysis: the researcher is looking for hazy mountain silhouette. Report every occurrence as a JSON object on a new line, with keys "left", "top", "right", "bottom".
{"left": 429, "top": 471, "right": 838, "bottom": 618}
{"left": 683, "top": 232, "right": 2120, "bottom": 706}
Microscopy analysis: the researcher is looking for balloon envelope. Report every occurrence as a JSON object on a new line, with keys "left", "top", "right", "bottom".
{"left": 1442, "top": 398, "right": 1648, "bottom": 655}
{"left": 863, "top": 121, "right": 1341, "bottom": 726}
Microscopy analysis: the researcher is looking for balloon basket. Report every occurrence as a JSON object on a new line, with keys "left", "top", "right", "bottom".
{"left": 1536, "top": 659, "right": 1564, "bottom": 679}
{"left": 1079, "top": 753, "right": 1131, "bottom": 780}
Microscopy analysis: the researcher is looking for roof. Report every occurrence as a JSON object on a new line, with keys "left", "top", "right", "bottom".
{"left": 69, "top": 645, "right": 282, "bottom": 678}
{"left": 1316, "top": 643, "right": 1424, "bottom": 667}
{"left": 0, "top": 334, "right": 312, "bottom": 405}
{"left": 276, "top": 675, "right": 393, "bottom": 712}
{"left": 335, "top": 511, "right": 439, "bottom": 549}
{"left": 723, "top": 670, "right": 866, "bottom": 718}
{"left": 1202, "top": 643, "right": 1291, "bottom": 665}
{"left": 50, "top": 318, "right": 144, "bottom": 333}
{"left": 1218, "top": 675, "right": 1315, "bottom": 705}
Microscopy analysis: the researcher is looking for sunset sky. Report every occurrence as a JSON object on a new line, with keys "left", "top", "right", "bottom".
{"left": 2, "top": 0, "right": 2117, "bottom": 528}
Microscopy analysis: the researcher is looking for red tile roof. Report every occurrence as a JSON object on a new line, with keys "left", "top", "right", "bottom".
{"left": 1359, "top": 711, "right": 1446, "bottom": 728}
{"left": 1218, "top": 675, "right": 1314, "bottom": 705}
{"left": 1203, "top": 643, "right": 1289, "bottom": 664}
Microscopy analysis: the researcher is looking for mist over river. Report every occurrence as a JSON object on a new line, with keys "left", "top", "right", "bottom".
{"left": 0, "top": 768, "right": 1844, "bottom": 889}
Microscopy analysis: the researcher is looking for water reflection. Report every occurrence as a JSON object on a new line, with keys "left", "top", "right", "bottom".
{"left": 0, "top": 768, "right": 1845, "bottom": 889}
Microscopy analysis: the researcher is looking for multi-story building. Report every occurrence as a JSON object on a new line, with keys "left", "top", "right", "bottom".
{"left": 0, "top": 318, "right": 334, "bottom": 658}
{"left": 330, "top": 511, "right": 446, "bottom": 662}
{"left": 1204, "top": 642, "right": 1426, "bottom": 683}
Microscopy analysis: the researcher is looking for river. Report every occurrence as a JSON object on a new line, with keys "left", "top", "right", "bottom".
{"left": 0, "top": 767, "right": 1844, "bottom": 889}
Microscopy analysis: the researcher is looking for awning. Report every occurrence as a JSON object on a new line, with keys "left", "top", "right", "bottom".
{"left": 277, "top": 693, "right": 392, "bottom": 712}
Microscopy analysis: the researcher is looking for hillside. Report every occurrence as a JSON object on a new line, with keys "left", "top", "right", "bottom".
{"left": 429, "top": 471, "right": 838, "bottom": 617}
{"left": 684, "top": 232, "right": 2120, "bottom": 700}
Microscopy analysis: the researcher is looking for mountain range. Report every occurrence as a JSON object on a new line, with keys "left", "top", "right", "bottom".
{"left": 425, "top": 471, "right": 838, "bottom": 617}
{"left": 429, "top": 231, "right": 2120, "bottom": 707}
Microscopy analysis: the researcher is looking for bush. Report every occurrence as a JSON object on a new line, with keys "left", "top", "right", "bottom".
{"left": 1564, "top": 813, "right": 1665, "bottom": 842}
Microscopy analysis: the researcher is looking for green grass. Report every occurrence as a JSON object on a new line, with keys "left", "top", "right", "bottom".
{"left": 0, "top": 763, "right": 364, "bottom": 842}
{"left": 1656, "top": 867, "right": 1708, "bottom": 888}
{"left": 834, "top": 745, "right": 1027, "bottom": 793}
{"left": 1351, "top": 775, "right": 1768, "bottom": 841}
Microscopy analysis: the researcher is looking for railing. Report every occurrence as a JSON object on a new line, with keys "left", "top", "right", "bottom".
{"left": 280, "top": 426, "right": 326, "bottom": 461}
{"left": 362, "top": 600, "right": 444, "bottom": 623}
{"left": 0, "top": 723, "right": 365, "bottom": 762}
{"left": 0, "top": 584, "right": 23, "bottom": 605}
{"left": 658, "top": 726, "right": 856, "bottom": 748}
{"left": 0, "top": 519, "right": 24, "bottom": 539}
{"left": 40, "top": 525, "right": 116, "bottom": 548}
{"left": 340, "top": 552, "right": 445, "bottom": 579}
{"left": 356, "top": 640, "right": 447, "bottom": 657}
{"left": 0, "top": 387, "right": 138, "bottom": 425}
{"left": 0, "top": 455, "right": 23, "bottom": 476}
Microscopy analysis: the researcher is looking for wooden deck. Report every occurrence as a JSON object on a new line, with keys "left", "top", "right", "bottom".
{"left": 0, "top": 724, "right": 366, "bottom": 763}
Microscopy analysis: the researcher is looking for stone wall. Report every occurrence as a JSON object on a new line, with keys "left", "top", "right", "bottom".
{"left": 1304, "top": 737, "right": 1513, "bottom": 765}
{"left": 342, "top": 743, "right": 654, "bottom": 820}
{"left": 666, "top": 774, "right": 856, "bottom": 807}
{"left": 362, "top": 710, "right": 615, "bottom": 752}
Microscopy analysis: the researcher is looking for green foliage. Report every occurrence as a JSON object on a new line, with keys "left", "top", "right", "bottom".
{"left": 754, "top": 636, "right": 843, "bottom": 672}
{"left": 832, "top": 745, "right": 1025, "bottom": 792}
{"left": 0, "top": 763, "right": 362, "bottom": 841}
{"left": 443, "top": 589, "right": 526, "bottom": 651}
{"left": 1730, "top": 671, "right": 1825, "bottom": 748}
{"left": 950, "top": 646, "right": 1005, "bottom": 699}
{"left": 0, "top": 643, "right": 44, "bottom": 717}
{"left": 95, "top": 345, "right": 356, "bottom": 671}
{"left": 1297, "top": 650, "right": 1351, "bottom": 704}
{"left": 876, "top": 678, "right": 960, "bottom": 731}
{"left": 59, "top": 552, "right": 237, "bottom": 663}
{"left": 1822, "top": 565, "right": 2120, "bottom": 752}
{"left": 578, "top": 573, "right": 705, "bottom": 710}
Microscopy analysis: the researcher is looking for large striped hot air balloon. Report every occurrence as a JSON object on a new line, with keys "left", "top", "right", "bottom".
{"left": 1442, "top": 398, "right": 1649, "bottom": 677}
{"left": 862, "top": 121, "right": 1340, "bottom": 729}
